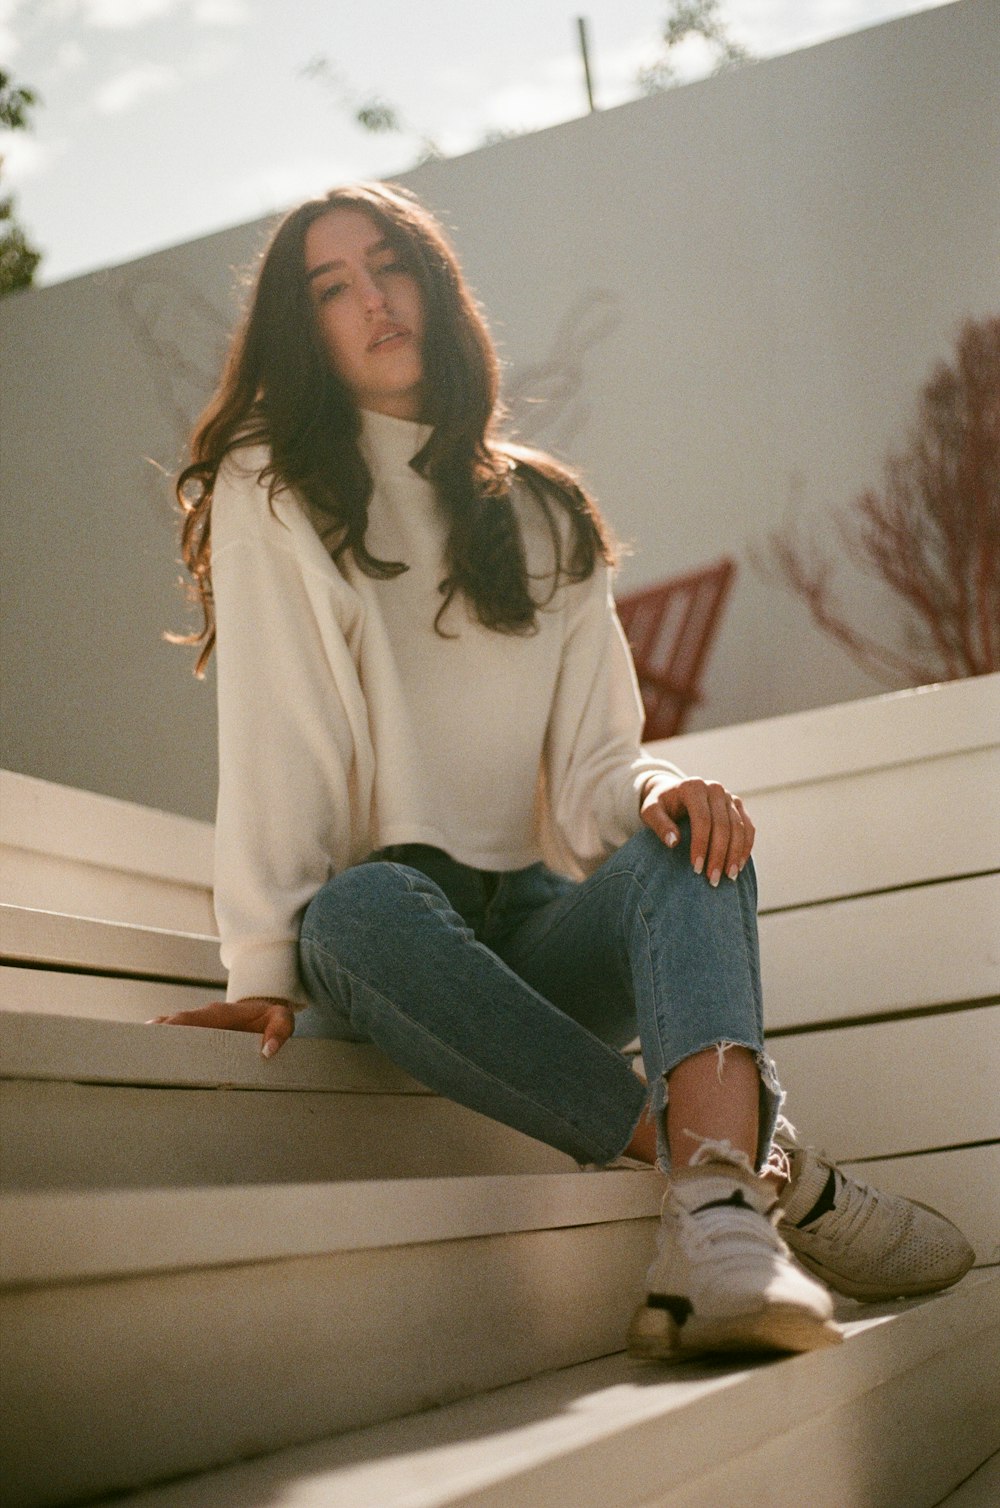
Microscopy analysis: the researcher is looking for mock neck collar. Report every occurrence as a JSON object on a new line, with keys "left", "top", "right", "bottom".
{"left": 359, "top": 408, "right": 434, "bottom": 481}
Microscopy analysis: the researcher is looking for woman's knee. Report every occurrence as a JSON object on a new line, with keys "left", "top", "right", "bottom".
{"left": 609, "top": 821, "right": 758, "bottom": 903}
{"left": 608, "top": 821, "right": 691, "bottom": 882}
{"left": 300, "top": 860, "right": 413, "bottom": 963}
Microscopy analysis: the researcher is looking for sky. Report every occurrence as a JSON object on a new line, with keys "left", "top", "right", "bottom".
{"left": 1, "top": 0, "right": 951, "bottom": 285}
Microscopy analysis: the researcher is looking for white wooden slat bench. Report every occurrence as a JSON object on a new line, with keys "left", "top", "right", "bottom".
{"left": 660, "top": 673, "right": 1000, "bottom": 1271}
{"left": 1, "top": 675, "right": 998, "bottom": 1507}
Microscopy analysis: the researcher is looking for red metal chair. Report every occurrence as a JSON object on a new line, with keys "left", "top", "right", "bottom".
{"left": 615, "top": 557, "right": 737, "bottom": 740}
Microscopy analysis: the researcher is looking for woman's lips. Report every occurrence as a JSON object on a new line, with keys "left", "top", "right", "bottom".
{"left": 368, "top": 328, "right": 409, "bottom": 352}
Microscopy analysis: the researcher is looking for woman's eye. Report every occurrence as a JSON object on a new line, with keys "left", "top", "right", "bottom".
{"left": 318, "top": 282, "right": 347, "bottom": 302}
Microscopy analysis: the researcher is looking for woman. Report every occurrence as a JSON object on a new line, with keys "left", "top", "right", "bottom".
{"left": 155, "top": 182, "right": 972, "bottom": 1360}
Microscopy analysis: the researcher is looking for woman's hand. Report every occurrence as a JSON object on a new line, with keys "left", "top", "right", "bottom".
{"left": 147, "top": 997, "right": 296, "bottom": 1059}
{"left": 640, "top": 774, "right": 755, "bottom": 886}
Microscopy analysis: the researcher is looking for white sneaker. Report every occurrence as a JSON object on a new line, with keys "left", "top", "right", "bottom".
{"left": 627, "top": 1142, "right": 842, "bottom": 1360}
{"left": 776, "top": 1144, "right": 975, "bottom": 1302}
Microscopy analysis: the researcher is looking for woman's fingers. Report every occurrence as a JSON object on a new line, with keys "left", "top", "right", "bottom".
{"left": 146, "top": 997, "right": 296, "bottom": 1058}
{"left": 146, "top": 1000, "right": 253, "bottom": 1030}
{"left": 261, "top": 1003, "right": 296, "bottom": 1059}
{"left": 703, "top": 782, "right": 733, "bottom": 886}
{"left": 722, "top": 799, "right": 745, "bottom": 880}
{"left": 639, "top": 776, "right": 682, "bottom": 848}
{"left": 732, "top": 795, "right": 756, "bottom": 871}
{"left": 658, "top": 779, "right": 756, "bottom": 883}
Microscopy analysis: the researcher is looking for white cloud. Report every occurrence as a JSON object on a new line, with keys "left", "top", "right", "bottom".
{"left": 50, "top": 38, "right": 88, "bottom": 74}
{"left": 74, "top": 0, "right": 178, "bottom": 26}
{"left": 191, "top": 0, "right": 247, "bottom": 23}
{"left": 0, "top": 0, "right": 23, "bottom": 61}
{"left": 62, "top": 0, "right": 247, "bottom": 27}
{"left": 731, "top": 0, "right": 948, "bottom": 57}
{"left": 0, "top": 130, "right": 66, "bottom": 185}
{"left": 94, "top": 61, "right": 177, "bottom": 113}
{"left": 226, "top": 156, "right": 355, "bottom": 222}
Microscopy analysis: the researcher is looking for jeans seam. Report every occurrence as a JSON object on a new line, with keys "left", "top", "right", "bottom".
{"left": 503, "top": 866, "right": 671, "bottom": 1073}
{"left": 300, "top": 932, "right": 630, "bottom": 1160}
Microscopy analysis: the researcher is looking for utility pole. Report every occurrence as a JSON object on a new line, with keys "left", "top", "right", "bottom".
{"left": 576, "top": 16, "right": 597, "bottom": 112}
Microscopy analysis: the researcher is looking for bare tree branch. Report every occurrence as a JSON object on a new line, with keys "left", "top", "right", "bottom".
{"left": 754, "top": 315, "right": 1000, "bottom": 686}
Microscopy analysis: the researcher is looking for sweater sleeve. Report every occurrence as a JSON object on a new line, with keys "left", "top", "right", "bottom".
{"left": 211, "top": 460, "right": 369, "bottom": 1007}
{"left": 542, "top": 558, "right": 687, "bottom": 875}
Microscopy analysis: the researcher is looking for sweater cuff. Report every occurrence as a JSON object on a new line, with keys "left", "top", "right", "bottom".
{"left": 631, "top": 759, "right": 684, "bottom": 811}
{"left": 223, "top": 941, "right": 310, "bottom": 1010}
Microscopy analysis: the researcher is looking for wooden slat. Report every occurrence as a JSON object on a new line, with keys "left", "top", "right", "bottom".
{"left": 841, "top": 1144, "right": 1000, "bottom": 1268}
{"left": 0, "top": 1172, "right": 661, "bottom": 1288}
{"left": 760, "top": 874, "right": 1000, "bottom": 1031}
{"left": 936, "top": 1453, "right": 1000, "bottom": 1508}
{"left": 747, "top": 748, "right": 999, "bottom": 910}
{"left": 0, "top": 904, "right": 224, "bottom": 983}
{"left": 0, "top": 844, "right": 216, "bottom": 934}
{"left": 2, "top": 1256, "right": 996, "bottom": 1508}
{"left": 0, "top": 1011, "right": 432, "bottom": 1095}
{"left": 60, "top": 1281, "right": 1000, "bottom": 1508}
{"left": 5, "top": 866, "right": 997, "bottom": 1039}
{"left": 652, "top": 673, "right": 1000, "bottom": 795}
{"left": 770, "top": 1005, "right": 1000, "bottom": 1162}
{"left": 0, "top": 1079, "right": 577, "bottom": 1192}
{"left": 0, "top": 966, "right": 218, "bottom": 1022}
{"left": 1, "top": 1221, "right": 659, "bottom": 1508}
{"left": 0, "top": 769, "right": 213, "bottom": 885}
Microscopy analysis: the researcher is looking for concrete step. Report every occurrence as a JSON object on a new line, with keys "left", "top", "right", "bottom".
{"left": 1, "top": 1171, "right": 662, "bottom": 1505}
{"left": 935, "top": 1451, "right": 1000, "bottom": 1508}
{"left": 6, "top": 867, "right": 998, "bottom": 1037}
{"left": 0, "top": 1076, "right": 579, "bottom": 1189}
{"left": 0, "top": 963, "right": 218, "bottom": 1021}
{"left": 0, "top": 903, "right": 224, "bottom": 984}
{"left": 0, "top": 769, "right": 214, "bottom": 934}
{"left": 65, "top": 1272, "right": 1000, "bottom": 1508}
{"left": 0, "top": 1008, "right": 428, "bottom": 1093}
{"left": 4, "top": 1010, "right": 995, "bottom": 1252}
{"left": 0, "top": 1012, "right": 578, "bottom": 1188}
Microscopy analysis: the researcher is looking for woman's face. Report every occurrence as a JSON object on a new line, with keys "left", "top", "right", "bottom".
{"left": 304, "top": 208, "right": 426, "bottom": 421}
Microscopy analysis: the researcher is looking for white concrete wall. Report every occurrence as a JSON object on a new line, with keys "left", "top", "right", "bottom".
{"left": 1, "top": 0, "right": 997, "bottom": 823}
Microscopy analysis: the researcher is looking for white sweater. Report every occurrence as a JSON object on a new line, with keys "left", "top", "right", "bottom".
{"left": 211, "top": 409, "right": 685, "bottom": 1006}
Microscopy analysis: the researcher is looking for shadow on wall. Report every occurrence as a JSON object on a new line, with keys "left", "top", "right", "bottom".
{"left": 117, "top": 267, "right": 233, "bottom": 458}
{"left": 117, "top": 266, "right": 624, "bottom": 470}
{"left": 503, "top": 289, "right": 623, "bottom": 455}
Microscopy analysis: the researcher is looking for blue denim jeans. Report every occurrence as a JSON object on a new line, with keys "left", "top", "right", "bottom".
{"left": 296, "top": 824, "right": 783, "bottom": 1171}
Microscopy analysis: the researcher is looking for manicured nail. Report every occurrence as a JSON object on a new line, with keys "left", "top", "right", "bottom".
{"left": 693, "top": 856, "right": 704, "bottom": 875}
{"left": 261, "top": 1039, "right": 277, "bottom": 1059}
{"left": 709, "top": 868, "right": 721, "bottom": 887}
{"left": 146, "top": 1017, "right": 165, "bottom": 1024}
{"left": 728, "top": 865, "right": 739, "bottom": 881}
{"left": 665, "top": 830, "right": 678, "bottom": 848}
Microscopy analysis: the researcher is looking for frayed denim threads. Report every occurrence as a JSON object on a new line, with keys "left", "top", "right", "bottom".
{"left": 297, "top": 824, "right": 783, "bottom": 1171}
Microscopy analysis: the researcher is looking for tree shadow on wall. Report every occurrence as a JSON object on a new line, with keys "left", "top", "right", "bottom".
{"left": 117, "top": 270, "right": 625, "bottom": 500}
{"left": 503, "top": 289, "right": 622, "bottom": 455}
{"left": 116, "top": 267, "right": 232, "bottom": 465}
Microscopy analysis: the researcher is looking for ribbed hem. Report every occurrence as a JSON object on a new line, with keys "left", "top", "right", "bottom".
{"left": 223, "top": 941, "right": 310, "bottom": 1009}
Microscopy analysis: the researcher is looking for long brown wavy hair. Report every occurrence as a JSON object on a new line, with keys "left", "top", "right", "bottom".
{"left": 175, "top": 181, "right": 620, "bottom": 675}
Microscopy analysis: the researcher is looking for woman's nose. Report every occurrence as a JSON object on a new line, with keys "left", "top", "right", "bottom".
{"left": 360, "top": 274, "right": 388, "bottom": 315}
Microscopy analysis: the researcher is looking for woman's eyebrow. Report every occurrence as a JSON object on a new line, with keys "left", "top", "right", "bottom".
{"left": 306, "top": 239, "right": 393, "bottom": 282}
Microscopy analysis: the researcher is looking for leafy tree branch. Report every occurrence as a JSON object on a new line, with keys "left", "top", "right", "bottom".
{"left": 0, "top": 69, "right": 43, "bottom": 296}
{"left": 639, "top": 1, "right": 754, "bottom": 94}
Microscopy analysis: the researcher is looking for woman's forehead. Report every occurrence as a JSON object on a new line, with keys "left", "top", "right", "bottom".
{"left": 304, "top": 208, "right": 389, "bottom": 268}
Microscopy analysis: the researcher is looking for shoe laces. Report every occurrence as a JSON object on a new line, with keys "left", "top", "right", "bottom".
{"left": 803, "top": 1160, "right": 881, "bottom": 1244}
{"left": 682, "top": 1131, "right": 756, "bottom": 1176}
{"left": 668, "top": 1195, "right": 789, "bottom": 1272}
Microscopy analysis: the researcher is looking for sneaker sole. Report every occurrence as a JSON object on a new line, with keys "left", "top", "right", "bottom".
{"left": 626, "top": 1300, "right": 843, "bottom": 1361}
{"left": 783, "top": 1242, "right": 976, "bottom": 1304}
